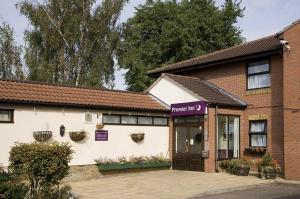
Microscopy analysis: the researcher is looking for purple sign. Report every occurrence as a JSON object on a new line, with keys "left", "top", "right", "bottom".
{"left": 95, "top": 130, "right": 108, "bottom": 141}
{"left": 171, "top": 101, "right": 207, "bottom": 116}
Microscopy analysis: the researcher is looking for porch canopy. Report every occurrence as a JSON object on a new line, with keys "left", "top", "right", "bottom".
{"left": 147, "top": 73, "right": 246, "bottom": 109}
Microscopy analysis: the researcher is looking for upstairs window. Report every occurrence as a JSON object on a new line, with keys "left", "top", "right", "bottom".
{"left": 249, "top": 120, "right": 267, "bottom": 147}
{"left": 0, "top": 109, "right": 14, "bottom": 123}
{"left": 247, "top": 60, "right": 270, "bottom": 90}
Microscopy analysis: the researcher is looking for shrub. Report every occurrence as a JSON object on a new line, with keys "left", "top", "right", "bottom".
{"left": 9, "top": 142, "right": 73, "bottom": 196}
{"left": 31, "top": 185, "right": 78, "bottom": 199}
{"left": 1, "top": 183, "right": 29, "bottom": 199}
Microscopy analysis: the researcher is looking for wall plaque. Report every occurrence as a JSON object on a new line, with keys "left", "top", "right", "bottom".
{"left": 95, "top": 130, "right": 108, "bottom": 141}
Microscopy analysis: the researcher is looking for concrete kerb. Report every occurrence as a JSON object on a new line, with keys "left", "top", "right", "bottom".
{"left": 186, "top": 180, "right": 276, "bottom": 199}
{"left": 275, "top": 177, "right": 300, "bottom": 185}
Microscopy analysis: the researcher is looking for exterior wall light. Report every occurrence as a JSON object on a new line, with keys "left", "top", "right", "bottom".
{"left": 60, "top": 125, "right": 65, "bottom": 137}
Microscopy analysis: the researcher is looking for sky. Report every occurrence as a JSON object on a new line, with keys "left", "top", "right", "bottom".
{"left": 0, "top": 0, "right": 300, "bottom": 90}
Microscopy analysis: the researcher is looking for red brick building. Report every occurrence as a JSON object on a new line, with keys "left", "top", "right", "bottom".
{"left": 148, "top": 19, "right": 300, "bottom": 180}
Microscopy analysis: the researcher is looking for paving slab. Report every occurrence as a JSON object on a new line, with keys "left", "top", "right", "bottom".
{"left": 68, "top": 170, "right": 274, "bottom": 199}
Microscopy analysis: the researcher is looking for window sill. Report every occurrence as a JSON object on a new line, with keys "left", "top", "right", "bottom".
{"left": 246, "top": 88, "right": 271, "bottom": 96}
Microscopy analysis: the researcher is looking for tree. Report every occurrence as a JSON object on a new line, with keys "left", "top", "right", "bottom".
{"left": 118, "top": 0, "right": 245, "bottom": 91}
{"left": 18, "top": 0, "right": 127, "bottom": 88}
{"left": 0, "top": 22, "right": 24, "bottom": 80}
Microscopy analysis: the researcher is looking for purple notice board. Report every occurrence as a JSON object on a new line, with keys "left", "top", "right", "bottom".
{"left": 171, "top": 101, "right": 207, "bottom": 116}
{"left": 95, "top": 130, "right": 108, "bottom": 141}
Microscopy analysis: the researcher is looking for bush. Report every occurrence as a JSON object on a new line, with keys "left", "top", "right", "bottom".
{"left": 31, "top": 185, "right": 78, "bottom": 199}
{"left": 9, "top": 142, "right": 73, "bottom": 196}
{"left": 0, "top": 183, "right": 29, "bottom": 199}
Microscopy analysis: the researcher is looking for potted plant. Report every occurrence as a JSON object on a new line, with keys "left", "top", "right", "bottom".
{"left": 69, "top": 130, "right": 87, "bottom": 142}
{"left": 222, "top": 159, "right": 251, "bottom": 176}
{"left": 130, "top": 132, "right": 145, "bottom": 143}
{"left": 257, "top": 154, "right": 281, "bottom": 179}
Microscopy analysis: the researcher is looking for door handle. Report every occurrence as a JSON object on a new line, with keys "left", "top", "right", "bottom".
{"left": 185, "top": 139, "right": 189, "bottom": 152}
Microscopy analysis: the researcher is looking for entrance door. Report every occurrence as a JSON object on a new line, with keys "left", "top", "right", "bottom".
{"left": 173, "top": 125, "right": 204, "bottom": 171}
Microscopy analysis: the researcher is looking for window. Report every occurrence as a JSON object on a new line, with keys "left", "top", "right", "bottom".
{"left": 103, "top": 114, "right": 120, "bottom": 124}
{"left": 138, "top": 116, "right": 153, "bottom": 125}
{"left": 121, "top": 115, "right": 137, "bottom": 125}
{"left": 0, "top": 109, "right": 14, "bottom": 123}
{"left": 247, "top": 60, "right": 270, "bottom": 90}
{"left": 249, "top": 120, "right": 267, "bottom": 147}
{"left": 153, "top": 117, "right": 168, "bottom": 126}
{"left": 174, "top": 116, "right": 202, "bottom": 124}
{"left": 217, "top": 115, "right": 240, "bottom": 159}
{"left": 102, "top": 114, "right": 168, "bottom": 126}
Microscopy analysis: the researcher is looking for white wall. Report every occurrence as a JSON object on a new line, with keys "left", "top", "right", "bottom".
{"left": 148, "top": 78, "right": 200, "bottom": 106}
{"left": 0, "top": 106, "right": 169, "bottom": 166}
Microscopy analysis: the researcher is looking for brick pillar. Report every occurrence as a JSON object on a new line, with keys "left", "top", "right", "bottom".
{"left": 169, "top": 116, "right": 174, "bottom": 161}
{"left": 204, "top": 107, "right": 216, "bottom": 172}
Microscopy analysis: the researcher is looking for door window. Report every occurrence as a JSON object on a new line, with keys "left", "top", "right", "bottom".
{"left": 217, "top": 115, "right": 240, "bottom": 159}
{"left": 190, "top": 127, "right": 203, "bottom": 154}
{"left": 175, "top": 127, "right": 188, "bottom": 153}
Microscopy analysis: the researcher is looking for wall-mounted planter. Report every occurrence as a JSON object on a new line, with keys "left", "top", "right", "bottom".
{"left": 96, "top": 124, "right": 104, "bottom": 130}
{"left": 33, "top": 131, "right": 52, "bottom": 142}
{"left": 244, "top": 147, "right": 266, "bottom": 155}
{"left": 69, "top": 131, "right": 86, "bottom": 142}
{"left": 131, "top": 133, "right": 144, "bottom": 143}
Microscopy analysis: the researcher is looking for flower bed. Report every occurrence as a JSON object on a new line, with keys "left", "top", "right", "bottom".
{"left": 95, "top": 155, "right": 171, "bottom": 172}
{"left": 97, "top": 161, "right": 171, "bottom": 171}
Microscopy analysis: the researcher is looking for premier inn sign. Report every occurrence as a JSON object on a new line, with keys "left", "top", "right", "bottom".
{"left": 170, "top": 101, "right": 207, "bottom": 116}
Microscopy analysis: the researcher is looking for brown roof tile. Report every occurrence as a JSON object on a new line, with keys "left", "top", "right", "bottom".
{"left": 164, "top": 73, "right": 246, "bottom": 107}
{"left": 148, "top": 35, "right": 282, "bottom": 75}
{"left": 0, "top": 79, "right": 168, "bottom": 112}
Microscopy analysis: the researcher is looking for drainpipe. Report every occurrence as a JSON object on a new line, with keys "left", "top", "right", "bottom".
{"left": 215, "top": 105, "right": 218, "bottom": 172}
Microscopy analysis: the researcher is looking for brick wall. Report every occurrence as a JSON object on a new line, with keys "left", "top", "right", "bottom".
{"left": 178, "top": 54, "right": 284, "bottom": 170}
{"left": 283, "top": 22, "right": 300, "bottom": 180}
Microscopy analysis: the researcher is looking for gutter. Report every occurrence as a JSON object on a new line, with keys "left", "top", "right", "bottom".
{"left": 148, "top": 49, "right": 281, "bottom": 77}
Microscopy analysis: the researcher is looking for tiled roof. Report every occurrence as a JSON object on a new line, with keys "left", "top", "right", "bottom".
{"left": 164, "top": 73, "right": 246, "bottom": 107}
{"left": 0, "top": 79, "right": 168, "bottom": 112}
{"left": 148, "top": 35, "right": 282, "bottom": 75}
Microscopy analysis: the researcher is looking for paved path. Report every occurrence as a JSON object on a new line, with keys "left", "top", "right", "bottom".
{"left": 68, "top": 170, "right": 274, "bottom": 199}
{"left": 192, "top": 183, "right": 300, "bottom": 199}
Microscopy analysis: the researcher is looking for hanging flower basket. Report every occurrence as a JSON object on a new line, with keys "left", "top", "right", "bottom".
{"left": 69, "top": 131, "right": 86, "bottom": 142}
{"left": 96, "top": 124, "right": 104, "bottom": 130}
{"left": 131, "top": 133, "right": 145, "bottom": 143}
{"left": 33, "top": 131, "right": 52, "bottom": 142}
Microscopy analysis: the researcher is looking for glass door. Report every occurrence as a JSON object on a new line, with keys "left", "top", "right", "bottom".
{"left": 173, "top": 116, "right": 204, "bottom": 171}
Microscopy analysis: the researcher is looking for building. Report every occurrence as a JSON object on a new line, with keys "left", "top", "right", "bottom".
{"left": 0, "top": 19, "right": 299, "bottom": 180}
{"left": 0, "top": 80, "right": 170, "bottom": 166}
{"left": 147, "top": 19, "right": 300, "bottom": 180}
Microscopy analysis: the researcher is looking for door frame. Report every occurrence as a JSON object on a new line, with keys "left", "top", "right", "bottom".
{"left": 172, "top": 116, "right": 204, "bottom": 171}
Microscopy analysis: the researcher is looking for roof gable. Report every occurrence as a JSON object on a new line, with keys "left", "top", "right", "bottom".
{"left": 161, "top": 74, "right": 246, "bottom": 107}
